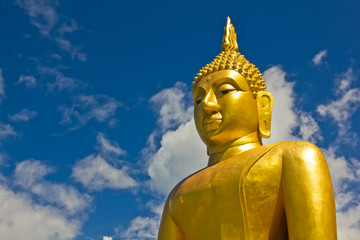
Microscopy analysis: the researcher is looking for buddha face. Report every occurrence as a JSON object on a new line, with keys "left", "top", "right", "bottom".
{"left": 193, "top": 70, "right": 259, "bottom": 147}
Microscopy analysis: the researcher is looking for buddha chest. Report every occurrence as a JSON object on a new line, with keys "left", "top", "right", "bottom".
{"left": 168, "top": 144, "right": 287, "bottom": 240}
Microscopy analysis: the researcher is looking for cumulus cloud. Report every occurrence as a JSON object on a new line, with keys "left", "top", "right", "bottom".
{"left": 14, "top": 159, "right": 92, "bottom": 215}
{"left": 149, "top": 82, "right": 193, "bottom": 132}
{"left": 262, "top": 66, "right": 298, "bottom": 143}
{"left": 143, "top": 83, "right": 207, "bottom": 195}
{"left": 59, "top": 94, "right": 121, "bottom": 130}
{"left": 8, "top": 108, "right": 37, "bottom": 122}
{"left": 72, "top": 133, "right": 136, "bottom": 191}
{"left": 262, "top": 66, "right": 323, "bottom": 144}
{"left": 17, "top": 75, "right": 37, "bottom": 87}
{"left": 0, "top": 69, "right": 5, "bottom": 101}
{"left": 312, "top": 50, "right": 328, "bottom": 65}
{"left": 0, "top": 158, "right": 91, "bottom": 239}
{"left": 147, "top": 120, "right": 206, "bottom": 195}
{"left": 337, "top": 204, "right": 360, "bottom": 240}
{"left": 0, "top": 184, "right": 81, "bottom": 240}
{"left": 324, "top": 148, "right": 356, "bottom": 191}
{"left": 103, "top": 237, "right": 113, "bottom": 240}
{"left": 72, "top": 154, "right": 137, "bottom": 191}
{"left": 323, "top": 148, "right": 360, "bottom": 240}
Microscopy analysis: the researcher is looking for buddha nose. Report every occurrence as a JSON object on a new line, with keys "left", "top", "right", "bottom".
{"left": 203, "top": 88, "right": 220, "bottom": 114}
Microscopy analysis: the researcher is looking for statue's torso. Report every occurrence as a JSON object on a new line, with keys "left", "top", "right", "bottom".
{"left": 168, "top": 143, "right": 288, "bottom": 240}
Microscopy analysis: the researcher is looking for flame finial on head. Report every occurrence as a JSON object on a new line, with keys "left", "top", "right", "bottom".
{"left": 193, "top": 17, "right": 267, "bottom": 98}
{"left": 222, "top": 17, "right": 239, "bottom": 52}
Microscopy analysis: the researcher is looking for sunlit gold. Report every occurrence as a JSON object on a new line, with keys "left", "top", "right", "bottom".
{"left": 158, "top": 17, "right": 337, "bottom": 240}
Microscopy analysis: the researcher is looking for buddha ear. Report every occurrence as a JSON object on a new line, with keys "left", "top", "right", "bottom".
{"left": 256, "top": 91, "right": 273, "bottom": 138}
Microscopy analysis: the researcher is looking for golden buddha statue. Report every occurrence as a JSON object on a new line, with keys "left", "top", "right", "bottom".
{"left": 158, "top": 17, "right": 337, "bottom": 240}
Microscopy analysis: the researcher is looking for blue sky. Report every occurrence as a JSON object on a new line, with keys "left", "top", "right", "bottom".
{"left": 0, "top": 0, "right": 359, "bottom": 239}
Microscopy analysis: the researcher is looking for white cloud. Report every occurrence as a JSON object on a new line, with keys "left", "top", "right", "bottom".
{"left": 16, "top": 0, "right": 59, "bottom": 35}
{"left": 0, "top": 183, "right": 81, "bottom": 240}
{"left": 0, "top": 122, "right": 17, "bottom": 139}
{"left": 149, "top": 82, "right": 193, "bottom": 132}
{"left": 103, "top": 237, "right": 113, "bottom": 240}
{"left": 47, "top": 75, "right": 78, "bottom": 91}
{"left": 336, "top": 67, "right": 355, "bottom": 94}
{"left": 323, "top": 148, "right": 360, "bottom": 240}
{"left": 297, "top": 111, "right": 323, "bottom": 143}
{"left": 337, "top": 204, "right": 360, "bottom": 240}
{"left": 142, "top": 83, "right": 206, "bottom": 195}
{"left": 38, "top": 66, "right": 80, "bottom": 92}
{"left": 17, "top": 75, "right": 37, "bottom": 87}
{"left": 118, "top": 201, "right": 163, "bottom": 240}
{"left": 312, "top": 50, "right": 328, "bottom": 65}
{"left": 323, "top": 148, "right": 355, "bottom": 191}
{"left": 54, "top": 19, "right": 86, "bottom": 61}
{"left": 0, "top": 159, "right": 91, "bottom": 239}
{"left": 147, "top": 120, "right": 206, "bottom": 195}
{"left": 72, "top": 154, "right": 137, "bottom": 191}
{"left": 37, "top": 65, "right": 85, "bottom": 92}
{"left": 57, "top": 19, "right": 79, "bottom": 35}
{"left": 317, "top": 67, "right": 360, "bottom": 139}
{"left": 96, "top": 132, "right": 126, "bottom": 156}
{"left": 262, "top": 66, "right": 298, "bottom": 143}
{"left": 317, "top": 89, "right": 360, "bottom": 123}
{"left": 0, "top": 68, "right": 5, "bottom": 100}
{"left": 262, "top": 66, "right": 323, "bottom": 145}
{"left": 59, "top": 94, "right": 121, "bottom": 129}
{"left": 16, "top": 0, "right": 86, "bottom": 61}
{"left": 8, "top": 108, "right": 37, "bottom": 122}
{"left": 54, "top": 37, "right": 86, "bottom": 62}
{"left": 0, "top": 152, "right": 9, "bottom": 165}
{"left": 15, "top": 159, "right": 52, "bottom": 186}
{"left": 14, "top": 159, "right": 92, "bottom": 215}
{"left": 119, "top": 200, "right": 167, "bottom": 240}
{"left": 120, "top": 216, "right": 158, "bottom": 240}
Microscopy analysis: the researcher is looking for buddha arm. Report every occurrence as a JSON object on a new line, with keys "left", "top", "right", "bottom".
{"left": 157, "top": 199, "right": 184, "bottom": 240}
{"left": 281, "top": 141, "right": 337, "bottom": 239}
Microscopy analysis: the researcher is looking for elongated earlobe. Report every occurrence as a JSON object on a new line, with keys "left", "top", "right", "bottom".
{"left": 256, "top": 91, "right": 273, "bottom": 138}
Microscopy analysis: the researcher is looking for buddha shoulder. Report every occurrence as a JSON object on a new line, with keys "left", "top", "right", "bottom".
{"left": 277, "top": 141, "right": 328, "bottom": 169}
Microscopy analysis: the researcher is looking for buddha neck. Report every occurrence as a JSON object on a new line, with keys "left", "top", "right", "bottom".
{"left": 207, "top": 132, "right": 262, "bottom": 167}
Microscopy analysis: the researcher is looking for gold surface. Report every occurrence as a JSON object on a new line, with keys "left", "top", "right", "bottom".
{"left": 158, "top": 17, "right": 337, "bottom": 240}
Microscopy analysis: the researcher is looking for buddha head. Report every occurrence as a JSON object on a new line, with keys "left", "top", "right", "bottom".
{"left": 192, "top": 17, "right": 273, "bottom": 151}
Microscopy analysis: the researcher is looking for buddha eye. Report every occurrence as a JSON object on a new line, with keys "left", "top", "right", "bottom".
{"left": 193, "top": 88, "right": 205, "bottom": 106}
{"left": 217, "top": 84, "right": 237, "bottom": 97}
{"left": 220, "top": 89, "right": 233, "bottom": 95}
